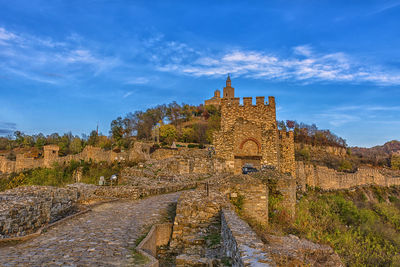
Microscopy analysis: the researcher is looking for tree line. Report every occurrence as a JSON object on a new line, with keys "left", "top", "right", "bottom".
{"left": 1, "top": 103, "right": 347, "bottom": 159}
{"left": 0, "top": 102, "right": 221, "bottom": 158}
{"left": 277, "top": 120, "right": 347, "bottom": 148}
{"left": 109, "top": 102, "right": 221, "bottom": 146}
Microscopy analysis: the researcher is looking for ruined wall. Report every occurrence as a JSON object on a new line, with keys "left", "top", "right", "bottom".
{"left": 0, "top": 186, "right": 78, "bottom": 239}
{"left": 0, "top": 143, "right": 151, "bottom": 174}
{"left": 216, "top": 175, "right": 269, "bottom": 225}
{"left": 0, "top": 155, "right": 16, "bottom": 173}
{"left": 279, "top": 130, "right": 296, "bottom": 177}
{"left": 15, "top": 154, "right": 43, "bottom": 170}
{"left": 296, "top": 161, "right": 400, "bottom": 190}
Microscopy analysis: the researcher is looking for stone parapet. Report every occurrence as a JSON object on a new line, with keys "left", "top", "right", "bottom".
{"left": 221, "top": 208, "right": 275, "bottom": 266}
{"left": 136, "top": 223, "right": 173, "bottom": 267}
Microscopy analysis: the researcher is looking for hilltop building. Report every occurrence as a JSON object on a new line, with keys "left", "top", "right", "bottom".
{"left": 204, "top": 75, "right": 235, "bottom": 107}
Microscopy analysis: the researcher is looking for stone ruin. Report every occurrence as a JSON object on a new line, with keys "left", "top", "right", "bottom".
{"left": 0, "top": 142, "right": 151, "bottom": 174}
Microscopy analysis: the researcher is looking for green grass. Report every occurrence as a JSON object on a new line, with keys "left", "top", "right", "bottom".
{"left": 274, "top": 186, "right": 400, "bottom": 266}
{"left": 204, "top": 232, "right": 221, "bottom": 248}
{"left": 130, "top": 249, "right": 149, "bottom": 265}
{"left": 0, "top": 160, "right": 123, "bottom": 191}
{"left": 230, "top": 194, "right": 245, "bottom": 216}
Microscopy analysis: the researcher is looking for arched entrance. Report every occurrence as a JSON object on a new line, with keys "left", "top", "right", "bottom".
{"left": 234, "top": 138, "right": 262, "bottom": 173}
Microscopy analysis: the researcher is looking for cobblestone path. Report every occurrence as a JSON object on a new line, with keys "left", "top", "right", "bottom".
{"left": 0, "top": 192, "right": 181, "bottom": 267}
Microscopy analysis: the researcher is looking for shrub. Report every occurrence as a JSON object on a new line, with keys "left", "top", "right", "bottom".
{"left": 338, "top": 159, "right": 353, "bottom": 172}
{"left": 295, "top": 147, "right": 310, "bottom": 161}
{"left": 188, "top": 144, "right": 199, "bottom": 148}
{"left": 287, "top": 187, "right": 400, "bottom": 266}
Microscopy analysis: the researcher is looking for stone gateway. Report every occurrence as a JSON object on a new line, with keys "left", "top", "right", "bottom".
{"left": 213, "top": 76, "right": 295, "bottom": 175}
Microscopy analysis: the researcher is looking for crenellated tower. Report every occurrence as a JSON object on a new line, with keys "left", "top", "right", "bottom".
{"left": 213, "top": 77, "right": 295, "bottom": 176}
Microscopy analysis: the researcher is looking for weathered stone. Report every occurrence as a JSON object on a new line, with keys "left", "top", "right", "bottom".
{"left": 0, "top": 186, "right": 78, "bottom": 239}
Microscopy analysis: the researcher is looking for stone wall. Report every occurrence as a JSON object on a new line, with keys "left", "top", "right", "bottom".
{"left": 216, "top": 175, "right": 269, "bottom": 226}
{"left": 139, "top": 223, "right": 173, "bottom": 256}
{"left": 170, "top": 189, "right": 226, "bottom": 258}
{"left": 0, "top": 142, "right": 151, "bottom": 174}
{"left": 68, "top": 181, "right": 200, "bottom": 202}
{"left": 296, "top": 161, "right": 400, "bottom": 190}
{"left": 279, "top": 130, "right": 296, "bottom": 177}
{"left": 221, "top": 208, "right": 275, "bottom": 266}
{"left": 0, "top": 186, "right": 78, "bottom": 239}
{"left": 213, "top": 95, "right": 295, "bottom": 176}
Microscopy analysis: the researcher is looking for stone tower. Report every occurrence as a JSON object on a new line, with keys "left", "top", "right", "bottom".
{"left": 213, "top": 77, "right": 295, "bottom": 176}
{"left": 223, "top": 75, "right": 235, "bottom": 99}
{"left": 43, "top": 145, "right": 59, "bottom": 167}
{"left": 214, "top": 89, "right": 221, "bottom": 98}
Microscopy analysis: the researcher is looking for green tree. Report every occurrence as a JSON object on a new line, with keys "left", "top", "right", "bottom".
{"left": 181, "top": 127, "right": 196, "bottom": 143}
{"left": 87, "top": 130, "right": 99, "bottom": 146}
{"left": 110, "top": 117, "right": 124, "bottom": 146}
{"left": 160, "top": 124, "right": 177, "bottom": 145}
{"left": 70, "top": 137, "right": 83, "bottom": 154}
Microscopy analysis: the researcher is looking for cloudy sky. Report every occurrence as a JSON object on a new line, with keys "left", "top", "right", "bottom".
{"left": 0, "top": 0, "right": 399, "bottom": 147}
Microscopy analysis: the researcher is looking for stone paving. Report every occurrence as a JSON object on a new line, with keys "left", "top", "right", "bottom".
{"left": 0, "top": 192, "right": 181, "bottom": 267}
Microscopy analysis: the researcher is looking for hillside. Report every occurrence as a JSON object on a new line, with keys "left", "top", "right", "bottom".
{"left": 351, "top": 140, "right": 400, "bottom": 167}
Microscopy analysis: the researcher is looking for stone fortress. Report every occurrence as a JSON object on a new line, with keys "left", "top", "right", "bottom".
{"left": 210, "top": 76, "right": 295, "bottom": 176}
{"left": 1, "top": 75, "right": 399, "bottom": 192}
{"left": 1, "top": 76, "right": 400, "bottom": 266}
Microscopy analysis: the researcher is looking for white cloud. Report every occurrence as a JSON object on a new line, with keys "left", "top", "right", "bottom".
{"left": 317, "top": 104, "right": 400, "bottom": 127}
{"left": 319, "top": 113, "right": 360, "bottom": 127}
{"left": 0, "top": 27, "right": 119, "bottom": 83}
{"left": 0, "top": 27, "right": 17, "bottom": 41}
{"left": 123, "top": 91, "right": 134, "bottom": 98}
{"left": 151, "top": 42, "right": 400, "bottom": 85}
{"left": 293, "top": 45, "right": 313, "bottom": 57}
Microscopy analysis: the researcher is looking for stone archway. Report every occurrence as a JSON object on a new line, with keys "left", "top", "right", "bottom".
{"left": 239, "top": 138, "right": 261, "bottom": 155}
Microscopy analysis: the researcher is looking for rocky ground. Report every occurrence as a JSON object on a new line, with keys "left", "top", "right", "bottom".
{"left": 0, "top": 192, "right": 180, "bottom": 266}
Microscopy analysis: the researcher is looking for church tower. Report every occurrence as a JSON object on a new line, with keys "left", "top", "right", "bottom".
{"left": 223, "top": 74, "right": 235, "bottom": 98}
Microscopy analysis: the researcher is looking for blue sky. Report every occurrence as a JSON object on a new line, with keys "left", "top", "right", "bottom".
{"left": 0, "top": 0, "right": 399, "bottom": 147}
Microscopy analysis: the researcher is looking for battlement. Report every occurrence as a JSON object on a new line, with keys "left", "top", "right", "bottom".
{"left": 279, "top": 130, "right": 294, "bottom": 139}
{"left": 221, "top": 96, "right": 275, "bottom": 108}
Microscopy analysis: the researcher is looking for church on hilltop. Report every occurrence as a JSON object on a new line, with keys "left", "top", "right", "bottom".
{"left": 204, "top": 75, "right": 235, "bottom": 107}
{"left": 207, "top": 76, "right": 296, "bottom": 176}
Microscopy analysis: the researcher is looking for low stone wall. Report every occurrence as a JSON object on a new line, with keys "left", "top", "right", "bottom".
{"left": 221, "top": 208, "right": 275, "bottom": 266}
{"left": 296, "top": 161, "right": 400, "bottom": 190}
{"left": 68, "top": 182, "right": 200, "bottom": 202}
{"left": 0, "top": 186, "right": 78, "bottom": 239}
{"left": 170, "top": 189, "right": 226, "bottom": 257}
{"left": 216, "top": 175, "right": 269, "bottom": 225}
{"left": 136, "top": 223, "right": 173, "bottom": 267}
